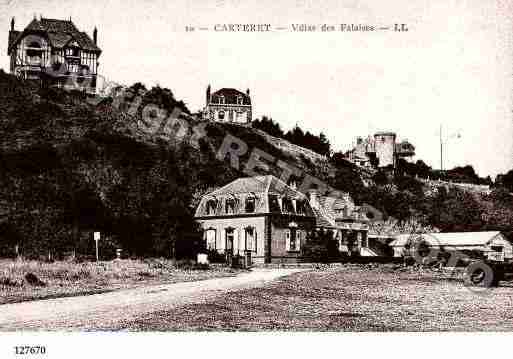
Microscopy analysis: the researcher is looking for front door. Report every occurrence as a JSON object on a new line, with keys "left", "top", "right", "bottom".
{"left": 226, "top": 229, "right": 234, "bottom": 254}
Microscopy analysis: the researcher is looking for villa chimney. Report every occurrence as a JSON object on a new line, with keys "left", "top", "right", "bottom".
{"left": 10, "top": 17, "right": 14, "bottom": 31}
{"left": 206, "top": 84, "right": 211, "bottom": 104}
{"left": 308, "top": 189, "right": 319, "bottom": 210}
{"left": 246, "top": 88, "right": 250, "bottom": 96}
{"left": 93, "top": 27, "right": 98, "bottom": 45}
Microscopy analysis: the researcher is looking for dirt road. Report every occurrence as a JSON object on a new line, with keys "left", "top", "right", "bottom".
{"left": 0, "top": 268, "right": 303, "bottom": 331}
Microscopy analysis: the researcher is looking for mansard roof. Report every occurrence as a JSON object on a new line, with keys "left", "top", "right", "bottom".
{"left": 8, "top": 18, "right": 101, "bottom": 54}
{"left": 210, "top": 88, "right": 251, "bottom": 105}
{"left": 195, "top": 175, "right": 312, "bottom": 218}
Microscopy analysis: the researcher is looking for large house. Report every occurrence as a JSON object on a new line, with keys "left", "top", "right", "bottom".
{"left": 194, "top": 175, "right": 373, "bottom": 263}
{"left": 194, "top": 175, "right": 315, "bottom": 264}
{"left": 7, "top": 16, "right": 102, "bottom": 94}
{"left": 203, "top": 85, "right": 252, "bottom": 123}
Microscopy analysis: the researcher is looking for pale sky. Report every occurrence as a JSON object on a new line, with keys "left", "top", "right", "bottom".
{"left": 2, "top": 0, "right": 512, "bottom": 177}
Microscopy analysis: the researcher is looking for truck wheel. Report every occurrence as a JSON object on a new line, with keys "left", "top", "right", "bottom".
{"left": 464, "top": 262, "right": 497, "bottom": 288}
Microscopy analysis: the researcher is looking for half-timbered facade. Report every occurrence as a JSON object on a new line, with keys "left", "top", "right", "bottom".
{"left": 7, "top": 17, "right": 101, "bottom": 94}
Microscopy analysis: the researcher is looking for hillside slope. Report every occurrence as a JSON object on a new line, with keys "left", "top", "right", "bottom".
{"left": 0, "top": 71, "right": 367, "bottom": 258}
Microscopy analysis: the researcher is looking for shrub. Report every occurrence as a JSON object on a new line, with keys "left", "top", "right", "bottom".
{"left": 301, "top": 229, "right": 340, "bottom": 263}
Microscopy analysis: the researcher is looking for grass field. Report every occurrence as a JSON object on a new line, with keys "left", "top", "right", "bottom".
{"left": 0, "top": 258, "right": 240, "bottom": 305}
{"left": 115, "top": 264, "right": 513, "bottom": 331}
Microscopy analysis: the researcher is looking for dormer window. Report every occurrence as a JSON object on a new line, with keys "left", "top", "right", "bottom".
{"left": 245, "top": 196, "right": 256, "bottom": 213}
{"left": 225, "top": 198, "right": 236, "bottom": 214}
{"left": 282, "top": 198, "right": 294, "bottom": 214}
{"left": 269, "top": 195, "right": 281, "bottom": 212}
{"left": 206, "top": 199, "right": 217, "bottom": 215}
{"left": 219, "top": 95, "right": 225, "bottom": 104}
{"left": 237, "top": 96, "right": 243, "bottom": 105}
{"left": 296, "top": 200, "right": 306, "bottom": 215}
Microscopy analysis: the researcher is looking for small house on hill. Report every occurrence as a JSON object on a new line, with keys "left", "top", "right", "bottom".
{"left": 203, "top": 85, "right": 252, "bottom": 123}
{"left": 390, "top": 231, "right": 513, "bottom": 261}
{"left": 8, "top": 16, "right": 101, "bottom": 93}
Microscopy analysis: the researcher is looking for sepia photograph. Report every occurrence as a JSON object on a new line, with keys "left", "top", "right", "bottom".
{"left": 0, "top": 0, "right": 513, "bottom": 357}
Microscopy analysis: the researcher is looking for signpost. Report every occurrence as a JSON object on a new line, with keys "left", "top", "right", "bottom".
{"left": 94, "top": 231, "right": 100, "bottom": 262}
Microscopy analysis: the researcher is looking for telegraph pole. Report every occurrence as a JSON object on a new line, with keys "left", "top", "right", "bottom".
{"left": 439, "top": 124, "right": 443, "bottom": 173}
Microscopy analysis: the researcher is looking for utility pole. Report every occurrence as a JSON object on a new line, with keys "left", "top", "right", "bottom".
{"left": 439, "top": 124, "right": 443, "bottom": 173}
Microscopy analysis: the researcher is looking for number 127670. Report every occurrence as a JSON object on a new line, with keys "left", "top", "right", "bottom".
{"left": 15, "top": 346, "right": 46, "bottom": 355}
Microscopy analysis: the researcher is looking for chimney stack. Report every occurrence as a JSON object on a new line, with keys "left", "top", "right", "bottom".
{"left": 246, "top": 88, "right": 250, "bottom": 96}
{"left": 93, "top": 27, "right": 98, "bottom": 45}
{"left": 206, "top": 84, "right": 211, "bottom": 104}
{"left": 10, "top": 17, "right": 14, "bottom": 31}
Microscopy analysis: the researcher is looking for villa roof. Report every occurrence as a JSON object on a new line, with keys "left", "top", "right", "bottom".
{"left": 8, "top": 18, "right": 101, "bottom": 54}
{"left": 209, "top": 88, "right": 251, "bottom": 105}
{"left": 195, "top": 175, "right": 313, "bottom": 218}
{"left": 210, "top": 175, "right": 306, "bottom": 199}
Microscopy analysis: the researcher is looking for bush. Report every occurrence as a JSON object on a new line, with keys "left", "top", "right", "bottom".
{"left": 301, "top": 229, "right": 340, "bottom": 263}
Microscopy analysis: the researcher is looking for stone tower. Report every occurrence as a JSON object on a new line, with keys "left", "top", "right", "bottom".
{"left": 374, "top": 131, "right": 396, "bottom": 168}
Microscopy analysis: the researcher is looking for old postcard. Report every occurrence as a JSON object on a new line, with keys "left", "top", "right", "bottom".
{"left": 0, "top": 0, "right": 512, "bottom": 357}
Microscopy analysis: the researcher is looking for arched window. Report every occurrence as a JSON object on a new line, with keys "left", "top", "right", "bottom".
{"left": 218, "top": 110, "right": 225, "bottom": 120}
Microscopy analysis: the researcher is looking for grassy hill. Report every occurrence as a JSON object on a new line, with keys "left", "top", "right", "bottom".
{"left": 1, "top": 70, "right": 511, "bottom": 260}
{"left": 0, "top": 71, "right": 368, "bottom": 259}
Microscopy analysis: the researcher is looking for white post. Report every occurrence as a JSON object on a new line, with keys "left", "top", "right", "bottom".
{"left": 94, "top": 232, "right": 100, "bottom": 262}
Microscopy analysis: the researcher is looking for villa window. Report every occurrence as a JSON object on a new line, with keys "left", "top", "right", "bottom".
{"left": 237, "top": 96, "right": 243, "bottom": 105}
{"left": 205, "top": 229, "right": 216, "bottom": 250}
{"left": 225, "top": 228, "right": 234, "bottom": 252}
{"left": 282, "top": 198, "right": 294, "bottom": 214}
{"left": 206, "top": 200, "right": 217, "bottom": 215}
{"left": 218, "top": 110, "right": 225, "bottom": 120}
{"left": 219, "top": 95, "right": 225, "bottom": 104}
{"left": 285, "top": 229, "right": 301, "bottom": 252}
{"left": 225, "top": 198, "right": 236, "bottom": 214}
{"left": 269, "top": 195, "right": 281, "bottom": 212}
{"left": 65, "top": 47, "right": 80, "bottom": 57}
{"left": 296, "top": 200, "right": 306, "bottom": 215}
{"left": 245, "top": 227, "right": 257, "bottom": 252}
{"left": 245, "top": 196, "right": 256, "bottom": 213}
{"left": 26, "top": 41, "right": 43, "bottom": 66}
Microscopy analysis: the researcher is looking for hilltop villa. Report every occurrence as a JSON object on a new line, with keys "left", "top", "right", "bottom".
{"left": 7, "top": 16, "right": 102, "bottom": 94}
{"left": 203, "top": 85, "right": 252, "bottom": 123}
